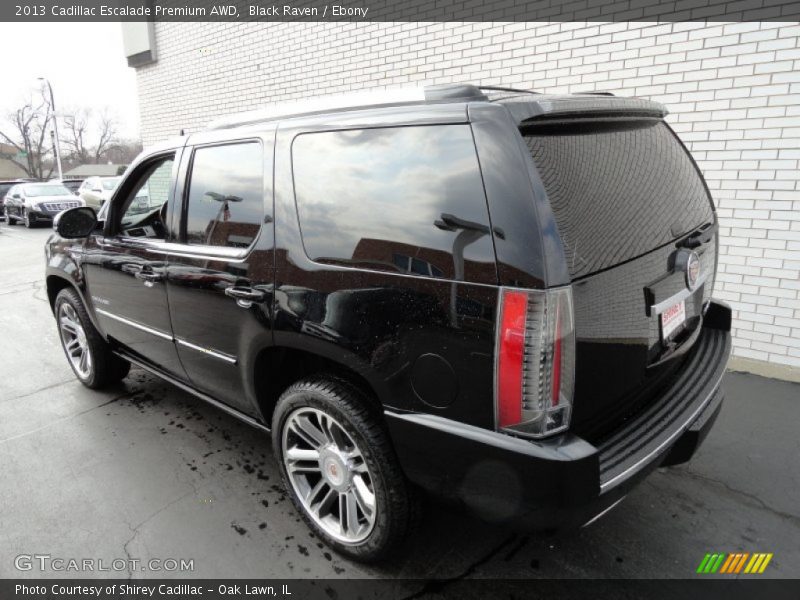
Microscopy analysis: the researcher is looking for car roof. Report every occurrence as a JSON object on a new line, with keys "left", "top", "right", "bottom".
{"left": 204, "top": 84, "right": 668, "bottom": 132}
{"left": 22, "top": 181, "right": 68, "bottom": 188}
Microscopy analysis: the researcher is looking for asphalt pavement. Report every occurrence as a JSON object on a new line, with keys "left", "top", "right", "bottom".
{"left": 1, "top": 223, "right": 798, "bottom": 584}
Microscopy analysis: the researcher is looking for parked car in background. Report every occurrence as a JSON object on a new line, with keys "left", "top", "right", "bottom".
{"left": 5, "top": 182, "right": 84, "bottom": 227}
{"left": 45, "top": 84, "right": 731, "bottom": 561}
{"left": 78, "top": 176, "right": 120, "bottom": 209}
{"left": 59, "top": 179, "right": 85, "bottom": 195}
{"left": 0, "top": 179, "right": 29, "bottom": 221}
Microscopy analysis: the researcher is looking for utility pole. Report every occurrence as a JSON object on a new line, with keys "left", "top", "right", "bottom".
{"left": 38, "top": 77, "right": 63, "bottom": 180}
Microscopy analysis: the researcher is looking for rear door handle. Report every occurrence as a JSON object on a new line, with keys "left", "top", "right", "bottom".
{"left": 225, "top": 286, "right": 266, "bottom": 307}
{"left": 134, "top": 269, "right": 163, "bottom": 287}
{"left": 135, "top": 270, "right": 163, "bottom": 281}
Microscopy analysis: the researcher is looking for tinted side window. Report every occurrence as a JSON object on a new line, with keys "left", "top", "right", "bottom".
{"left": 292, "top": 125, "right": 494, "bottom": 281}
{"left": 185, "top": 142, "right": 263, "bottom": 248}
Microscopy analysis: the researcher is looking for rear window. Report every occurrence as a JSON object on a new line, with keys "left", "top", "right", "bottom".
{"left": 292, "top": 125, "right": 495, "bottom": 280}
{"left": 523, "top": 120, "right": 713, "bottom": 279}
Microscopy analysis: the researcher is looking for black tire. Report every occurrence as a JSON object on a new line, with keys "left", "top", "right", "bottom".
{"left": 23, "top": 209, "right": 33, "bottom": 228}
{"left": 272, "top": 376, "right": 418, "bottom": 562}
{"left": 5, "top": 208, "right": 14, "bottom": 225}
{"left": 54, "top": 287, "right": 131, "bottom": 389}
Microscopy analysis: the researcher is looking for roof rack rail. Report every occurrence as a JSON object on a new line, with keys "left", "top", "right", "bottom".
{"left": 423, "top": 84, "right": 488, "bottom": 101}
{"left": 574, "top": 91, "right": 615, "bottom": 96}
{"left": 477, "top": 85, "right": 540, "bottom": 95}
{"left": 207, "top": 83, "right": 526, "bottom": 130}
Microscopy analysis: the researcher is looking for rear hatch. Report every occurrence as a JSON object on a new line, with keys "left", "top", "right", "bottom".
{"left": 506, "top": 95, "right": 717, "bottom": 443}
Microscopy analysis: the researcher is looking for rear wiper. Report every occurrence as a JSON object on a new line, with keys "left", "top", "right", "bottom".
{"left": 677, "top": 222, "right": 714, "bottom": 249}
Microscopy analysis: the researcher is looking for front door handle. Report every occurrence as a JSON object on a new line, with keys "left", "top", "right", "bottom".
{"left": 225, "top": 286, "right": 266, "bottom": 307}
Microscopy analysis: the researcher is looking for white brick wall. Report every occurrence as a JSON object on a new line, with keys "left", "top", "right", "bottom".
{"left": 132, "top": 21, "right": 800, "bottom": 374}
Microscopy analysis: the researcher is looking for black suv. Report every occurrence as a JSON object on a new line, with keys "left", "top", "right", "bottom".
{"left": 45, "top": 84, "right": 731, "bottom": 561}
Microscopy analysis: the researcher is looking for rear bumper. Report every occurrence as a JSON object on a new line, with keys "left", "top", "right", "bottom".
{"left": 385, "top": 301, "right": 731, "bottom": 531}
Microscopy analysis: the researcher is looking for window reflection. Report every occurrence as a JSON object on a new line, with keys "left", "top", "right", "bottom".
{"left": 186, "top": 143, "right": 263, "bottom": 248}
{"left": 119, "top": 156, "right": 174, "bottom": 239}
{"left": 292, "top": 125, "right": 495, "bottom": 281}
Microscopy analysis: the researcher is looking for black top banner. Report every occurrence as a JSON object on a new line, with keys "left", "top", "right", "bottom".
{"left": 3, "top": 0, "right": 800, "bottom": 22}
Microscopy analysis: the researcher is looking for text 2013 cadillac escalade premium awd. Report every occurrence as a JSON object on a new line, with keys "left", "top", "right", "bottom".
{"left": 45, "top": 84, "right": 730, "bottom": 561}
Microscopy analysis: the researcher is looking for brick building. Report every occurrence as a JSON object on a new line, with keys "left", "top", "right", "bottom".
{"left": 123, "top": 20, "right": 800, "bottom": 380}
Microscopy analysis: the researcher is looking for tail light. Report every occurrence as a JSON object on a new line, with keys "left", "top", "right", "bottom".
{"left": 495, "top": 287, "right": 575, "bottom": 438}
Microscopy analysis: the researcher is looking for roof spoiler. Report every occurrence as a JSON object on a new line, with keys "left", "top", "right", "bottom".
{"left": 505, "top": 96, "right": 668, "bottom": 124}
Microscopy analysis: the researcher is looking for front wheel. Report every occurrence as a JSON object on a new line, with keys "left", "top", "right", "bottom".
{"left": 273, "top": 377, "right": 418, "bottom": 562}
{"left": 5, "top": 208, "right": 14, "bottom": 225}
{"left": 55, "top": 288, "right": 130, "bottom": 389}
{"left": 23, "top": 209, "right": 33, "bottom": 228}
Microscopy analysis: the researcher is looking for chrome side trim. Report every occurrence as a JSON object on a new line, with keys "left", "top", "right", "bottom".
{"left": 175, "top": 337, "right": 238, "bottom": 364}
{"left": 95, "top": 308, "right": 172, "bottom": 341}
{"left": 97, "top": 309, "right": 238, "bottom": 365}
{"left": 649, "top": 272, "right": 709, "bottom": 315}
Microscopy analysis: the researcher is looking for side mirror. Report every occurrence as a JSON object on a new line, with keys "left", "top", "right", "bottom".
{"left": 55, "top": 207, "right": 97, "bottom": 239}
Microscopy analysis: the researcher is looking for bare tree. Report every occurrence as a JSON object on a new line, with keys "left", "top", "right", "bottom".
{"left": 0, "top": 89, "right": 54, "bottom": 179}
{"left": 62, "top": 107, "right": 119, "bottom": 165}
{"left": 105, "top": 138, "right": 143, "bottom": 166}
{"left": 94, "top": 109, "right": 117, "bottom": 163}
{"left": 62, "top": 107, "right": 91, "bottom": 165}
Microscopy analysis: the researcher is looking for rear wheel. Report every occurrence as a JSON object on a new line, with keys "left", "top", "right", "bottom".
{"left": 55, "top": 288, "right": 130, "bottom": 389}
{"left": 273, "top": 376, "right": 418, "bottom": 562}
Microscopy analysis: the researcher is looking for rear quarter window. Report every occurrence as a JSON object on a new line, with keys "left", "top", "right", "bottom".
{"left": 291, "top": 124, "right": 495, "bottom": 282}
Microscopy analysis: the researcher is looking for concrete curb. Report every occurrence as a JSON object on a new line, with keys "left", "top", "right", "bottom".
{"left": 728, "top": 356, "right": 800, "bottom": 384}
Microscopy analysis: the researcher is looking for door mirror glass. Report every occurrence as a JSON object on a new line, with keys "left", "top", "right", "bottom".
{"left": 55, "top": 207, "right": 97, "bottom": 238}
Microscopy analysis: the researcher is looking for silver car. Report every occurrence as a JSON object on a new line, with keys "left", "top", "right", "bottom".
{"left": 78, "top": 176, "right": 121, "bottom": 210}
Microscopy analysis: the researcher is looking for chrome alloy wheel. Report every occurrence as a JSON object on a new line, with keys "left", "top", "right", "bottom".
{"left": 282, "top": 407, "right": 377, "bottom": 544}
{"left": 58, "top": 303, "right": 92, "bottom": 379}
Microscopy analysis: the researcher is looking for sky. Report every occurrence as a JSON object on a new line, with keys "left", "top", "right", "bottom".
{"left": 0, "top": 22, "right": 140, "bottom": 139}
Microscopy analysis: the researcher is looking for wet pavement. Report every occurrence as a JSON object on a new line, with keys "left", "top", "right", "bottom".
{"left": 1, "top": 224, "right": 798, "bottom": 583}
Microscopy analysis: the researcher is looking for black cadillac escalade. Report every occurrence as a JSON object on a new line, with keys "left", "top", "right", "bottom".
{"left": 45, "top": 84, "right": 731, "bottom": 561}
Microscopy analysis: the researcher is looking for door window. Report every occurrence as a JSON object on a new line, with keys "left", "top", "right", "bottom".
{"left": 118, "top": 156, "right": 175, "bottom": 239}
{"left": 184, "top": 142, "right": 263, "bottom": 248}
